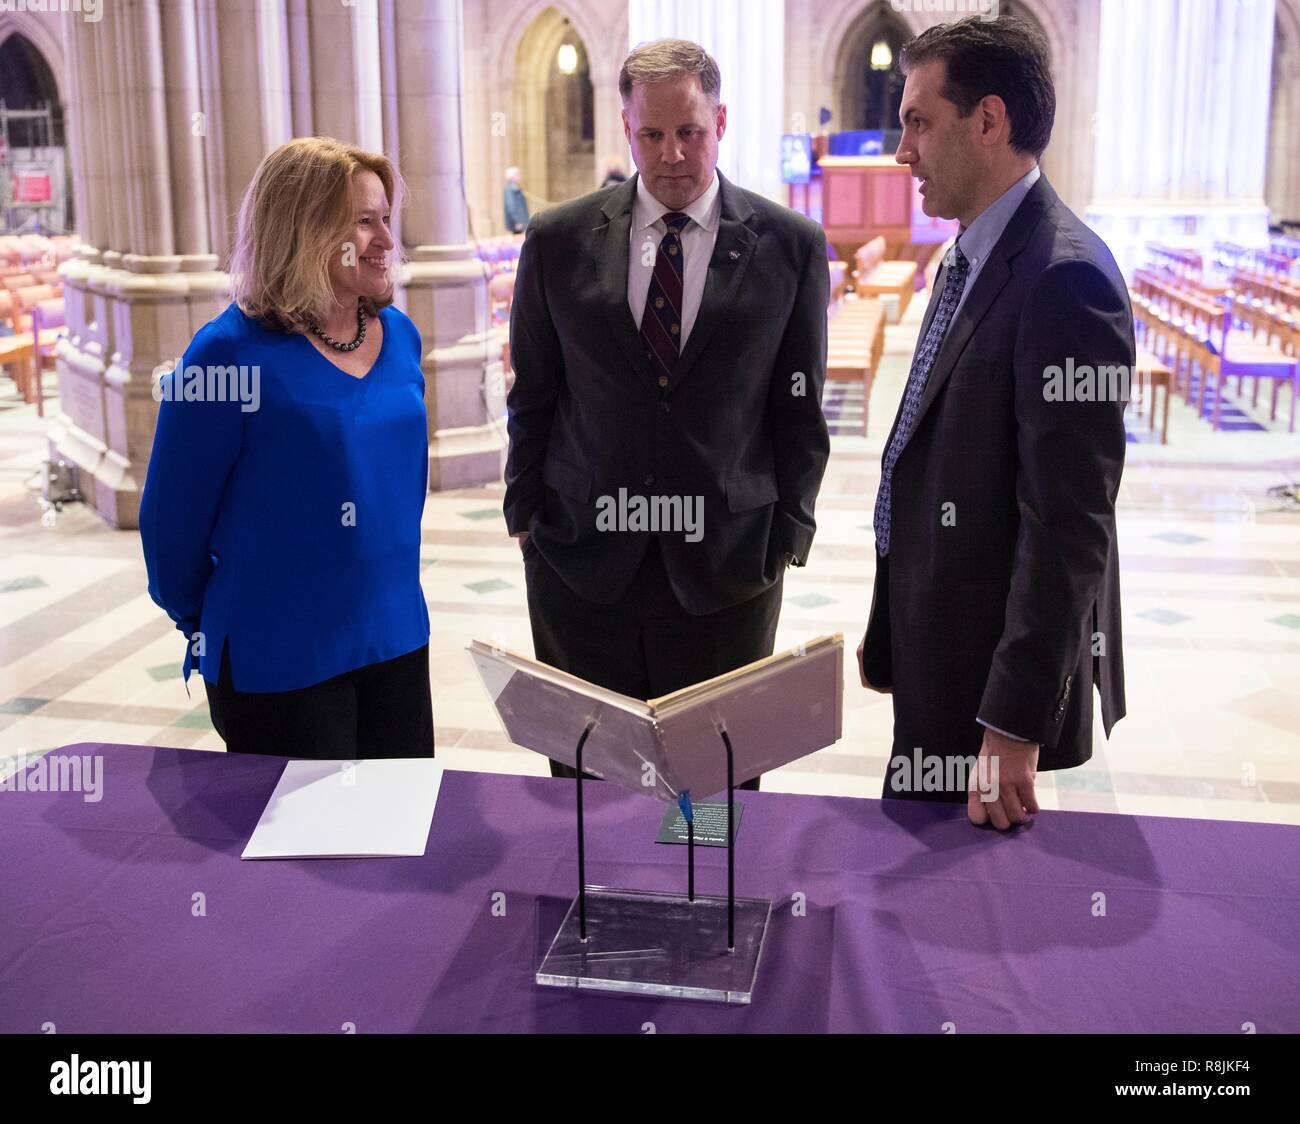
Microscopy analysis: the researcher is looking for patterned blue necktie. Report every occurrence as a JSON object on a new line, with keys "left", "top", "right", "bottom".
{"left": 873, "top": 243, "right": 969, "bottom": 557}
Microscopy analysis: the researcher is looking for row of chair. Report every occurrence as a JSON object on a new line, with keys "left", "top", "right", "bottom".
{"left": 3, "top": 268, "right": 62, "bottom": 290}
{"left": 0, "top": 277, "right": 66, "bottom": 414}
{"left": 477, "top": 234, "right": 524, "bottom": 273}
{"left": 1131, "top": 282, "right": 1298, "bottom": 432}
{"left": 1230, "top": 268, "right": 1300, "bottom": 316}
{"left": 1, "top": 282, "right": 60, "bottom": 335}
{"left": 1133, "top": 269, "right": 1223, "bottom": 332}
{"left": 1131, "top": 292, "right": 1227, "bottom": 426}
{"left": 1146, "top": 243, "right": 1203, "bottom": 281}
{"left": 0, "top": 234, "right": 77, "bottom": 269}
{"left": 1214, "top": 241, "right": 1298, "bottom": 279}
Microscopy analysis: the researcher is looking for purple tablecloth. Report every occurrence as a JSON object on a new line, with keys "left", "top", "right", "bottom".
{"left": 2, "top": 743, "right": 1297, "bottom": 1033}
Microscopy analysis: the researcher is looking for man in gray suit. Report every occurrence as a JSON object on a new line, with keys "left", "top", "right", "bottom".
{"left": 505, "top": 38, "right": 830, "bottom": 784}
{"left": 859, "top": 17, "right": 1131, "bottom": 828}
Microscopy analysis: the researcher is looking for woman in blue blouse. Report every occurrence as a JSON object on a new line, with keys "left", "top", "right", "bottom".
{"left": 140, "top": 137, "right": 433, "bottom": 758}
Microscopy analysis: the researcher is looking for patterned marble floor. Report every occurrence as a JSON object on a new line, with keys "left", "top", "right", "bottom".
{"left": 2, "top": 296, "right": 1299, "bottom": 824}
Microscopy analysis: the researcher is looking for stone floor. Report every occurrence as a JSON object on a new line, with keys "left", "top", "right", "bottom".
{"left": 2, "top": 295, "right": 1299, "bottom": 823}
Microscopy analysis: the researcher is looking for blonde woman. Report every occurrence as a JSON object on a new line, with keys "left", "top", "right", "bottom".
{"left": 140, "top": 137, "right": 433, "bottom": 758}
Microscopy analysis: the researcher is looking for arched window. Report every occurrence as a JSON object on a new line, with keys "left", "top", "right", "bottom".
{"left": 0, "top": 31, "right": 70, "bottom": 232}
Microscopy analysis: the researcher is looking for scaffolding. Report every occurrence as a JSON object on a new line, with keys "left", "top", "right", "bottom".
{"left": 0, "top": 100, "right": 69, "bottom": 235}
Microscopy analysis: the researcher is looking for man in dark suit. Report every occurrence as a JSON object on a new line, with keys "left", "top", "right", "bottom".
{"left": 505, "top": 38, "right": 829, "bottom": 786}
{"left": 858, "top": 17, "right": 1130, "bottom": 828}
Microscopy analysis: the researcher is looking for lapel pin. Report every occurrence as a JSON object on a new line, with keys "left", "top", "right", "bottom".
{"left": 728, "top": 249, "right": 741, "bottom": 260}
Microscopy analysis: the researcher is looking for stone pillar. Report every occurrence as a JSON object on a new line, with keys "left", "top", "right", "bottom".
{"left": 52, "top": 2, "right": 225, "bottom": 530}
{"left": 390, "top": 0, "right": 503, "bottom": 490}
{"left": 52, "top": 0, "right": 502, "bottom": 528}
{"left": 627, "top": 0, "right": 787, "bottom": 203}
{"left": 1086, "top": 0, "right": 1276, "bottom": 276}
{"left": 1266, "top": 0, "right": 1300, "bottom": 224}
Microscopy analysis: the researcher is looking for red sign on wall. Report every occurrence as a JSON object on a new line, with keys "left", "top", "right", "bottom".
{"left": 13, "top": 173, "right": 53, "bottom": 204}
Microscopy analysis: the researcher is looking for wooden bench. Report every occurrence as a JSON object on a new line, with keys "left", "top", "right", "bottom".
{"left": 826, "top": 297, "right": 886, "bottom": 435}
{"left": 1131, "top": 348, "right": 1172, "bottom": 445}
{"left": 853, "top": 237, "right": 917, "bottom": 323}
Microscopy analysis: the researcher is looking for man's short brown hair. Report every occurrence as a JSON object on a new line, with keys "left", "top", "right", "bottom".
{"left": 901, "top": 16, "right": 1055, "bottom": 158}
{"left": 618, "top": 38, "right": 721, "bottom": 105}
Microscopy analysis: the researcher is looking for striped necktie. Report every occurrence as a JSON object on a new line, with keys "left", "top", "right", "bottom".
{"left": 873, "top": 243, "right": 970, "bottom": 557}
{"left": 640, "top": 211, "right": 690, "bottom": 388}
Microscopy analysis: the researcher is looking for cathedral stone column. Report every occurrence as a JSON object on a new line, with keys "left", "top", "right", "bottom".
{"left": 1086, "top": 0, "right": 1276, "bottom": 276}
{"left": 53, "top": 2, "right": 225, "bottom": 530}
{"left": 53, "top": 0, "right": 501, "bottom": 528}
{"left": 389, "top": 0, "right": 503, "bottom": 490}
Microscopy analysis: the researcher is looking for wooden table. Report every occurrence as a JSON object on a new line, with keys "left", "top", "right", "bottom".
{"left": 0, "top": 333, "right": 35, "bottom": 403}
{"left": 1133, "top": 348, "right": 1172, "bottom": 444}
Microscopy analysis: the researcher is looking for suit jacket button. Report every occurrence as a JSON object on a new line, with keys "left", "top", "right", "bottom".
{"left": 644, "top": 475, "right": 655, "bottom": 486}
{"left": 658, "top": 375, "right": 669, "bottom": 388}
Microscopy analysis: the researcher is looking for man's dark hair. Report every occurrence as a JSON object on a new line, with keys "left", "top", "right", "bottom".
{"left": 900, "top": 16, "right": 1055, "bottom": 158}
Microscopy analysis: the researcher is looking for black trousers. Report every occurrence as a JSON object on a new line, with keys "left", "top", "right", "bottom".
{"left": 204, "top": 640, "right": 435, "bottom": 759}
{"left": 524, "top": 536, "right": 782, "bottom": 790}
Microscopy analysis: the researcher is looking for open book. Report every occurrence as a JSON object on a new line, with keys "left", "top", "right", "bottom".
{"left": 468, "top": 635, "right": 843, "bottom": 800}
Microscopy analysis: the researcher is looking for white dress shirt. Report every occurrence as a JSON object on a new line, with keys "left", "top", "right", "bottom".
{"left": 627, "top": 170, "right": 722, "bottom": 347}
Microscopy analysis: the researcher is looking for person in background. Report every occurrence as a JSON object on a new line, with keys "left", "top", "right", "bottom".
{"left": 600, "top": 155, "right": 628, "bottom": 189}
{"left": 504, "top": 166, "right": 530, "bottom": 233}
{"left": 139, "top": 137, "right": 434, "bottom": 759}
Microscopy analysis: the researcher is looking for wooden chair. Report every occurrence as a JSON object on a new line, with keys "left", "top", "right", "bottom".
{"left": 827, "top": 261, "right": 848, "bottom": 307}
{"left": 853, "top": 236, "right": 917, "bottom": 322}
{"left": 1202, "top": 302, "right": 1299, "bottom": 431}
{"left": 31, "top": 298, "right": 66, "bottom": 417}
{"left": 1131, "top": 348, "right": 1173, "bottom": 444}
{"left": 12, "top": 284, "right": 58, "bottom": 335}
{"left": 487, "top": 272, "right": 516, "bottom": 324}
{"left": 0, "top": 290, "right": 36, "bottom": 403}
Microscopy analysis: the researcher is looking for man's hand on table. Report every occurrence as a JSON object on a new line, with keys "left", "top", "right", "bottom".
{"left": 968, "top": 727, "right": 1040, "bottom": 830}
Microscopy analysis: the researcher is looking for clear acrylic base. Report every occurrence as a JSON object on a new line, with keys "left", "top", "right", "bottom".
{"left": 536, "top": 886, "right": 772, "bottom": 1004}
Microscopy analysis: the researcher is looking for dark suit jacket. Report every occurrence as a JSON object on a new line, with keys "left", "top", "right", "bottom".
{"left": 504, "top": 170, "right": 830, "bottom": 614}
{"left": 860, "top": 174, "right": 1130, "bottom": 771}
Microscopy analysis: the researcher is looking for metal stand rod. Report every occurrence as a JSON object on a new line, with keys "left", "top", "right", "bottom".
{"left": 574, "top": 722, "right": 594, "bottom": 942}
{"left": 720, "top": 728, "right": 736, "bottom": 951}
{"left": 687, "top": 816, "right": 695, "bottom": 902}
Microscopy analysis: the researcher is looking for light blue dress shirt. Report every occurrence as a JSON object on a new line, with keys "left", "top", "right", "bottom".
{"left": 945, "top": 164, "right": 1041, "bottom": 326}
